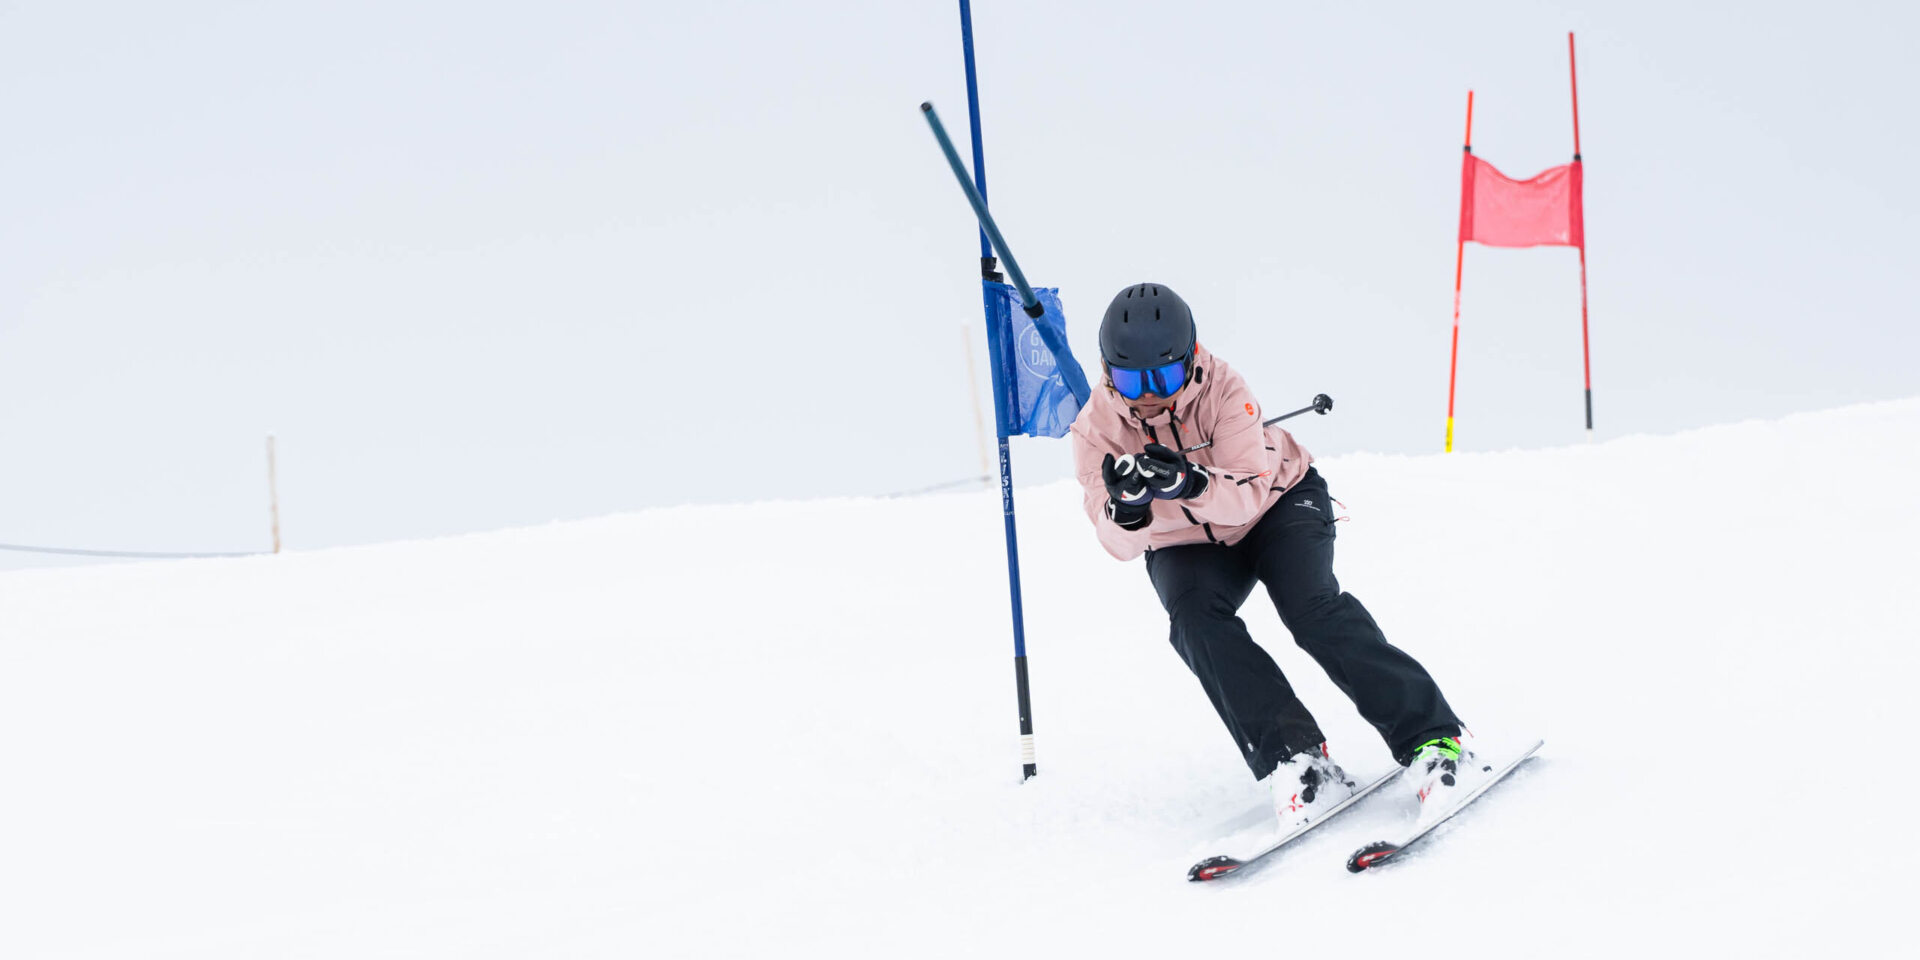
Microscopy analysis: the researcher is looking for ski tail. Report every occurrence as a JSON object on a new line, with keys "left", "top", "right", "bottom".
{"left": 1188, "top": 856, "right": 1247, "bottom": 882}
{"left": 1346, "top": 840, "right": 1401, "bottom": 873}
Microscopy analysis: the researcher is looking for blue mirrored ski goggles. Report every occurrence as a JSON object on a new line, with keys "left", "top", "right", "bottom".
{"left": 1108, "top": 359, "right": 1189, "bottom": 400}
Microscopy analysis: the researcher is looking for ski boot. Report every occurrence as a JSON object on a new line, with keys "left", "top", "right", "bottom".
{"left": 1267, "top": 744, "right": 1356, "bottom": 833}
{"left": 1406, "top": 736, "right": 1493, "bottom": 827}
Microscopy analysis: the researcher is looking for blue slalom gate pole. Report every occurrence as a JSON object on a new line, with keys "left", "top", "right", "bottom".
{"left": 944, "top": 0, "right": 1035, "bottom": 780}
{"left": 958, "top": 0, "right": 993, "bottom": 268}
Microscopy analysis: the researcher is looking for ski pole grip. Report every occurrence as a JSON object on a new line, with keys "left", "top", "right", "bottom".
{"left": 1258, "top": 394, "right": 1337, "bottom": 429}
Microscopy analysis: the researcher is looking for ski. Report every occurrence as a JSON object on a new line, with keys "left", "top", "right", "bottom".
{"left": 1345, "top": 738, "right": 1545, "bottom": 873}
{"left": 1188, "top": 767, "right": 1400, "bottom": 882}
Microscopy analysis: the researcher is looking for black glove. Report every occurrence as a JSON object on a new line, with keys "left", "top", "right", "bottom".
{"left": 1137, "top": 443, "right": 1209, "bottom": 500}
{"left": 1101, "top": 452, "right": 1153, "bottom": 530}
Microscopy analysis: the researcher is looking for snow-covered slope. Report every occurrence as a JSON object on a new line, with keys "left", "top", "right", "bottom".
{"left": 4, "top": 401, "right": 1916, "bottom": 958}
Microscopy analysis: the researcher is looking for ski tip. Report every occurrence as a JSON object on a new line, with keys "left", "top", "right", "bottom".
{"left": 1188, "top": 855, "right": 1246, "bottom": 882}
{"left": 1346, "top": 841, "right": 1401, "bottom": 873}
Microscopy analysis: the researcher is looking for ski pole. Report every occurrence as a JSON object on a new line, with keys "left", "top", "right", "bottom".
{"left": 1180, "top": 393, "right": 1333, "bottom": 454}
{"left": 921, "top": 102, "right": 1047, "bottom": 320}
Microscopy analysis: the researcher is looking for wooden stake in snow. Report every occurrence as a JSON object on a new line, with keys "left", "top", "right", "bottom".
{"left": 961, "top": 325, "right": 993, "bottom": 484}
{"left": 266, "top": 434, "right": 282, "bottom": 554}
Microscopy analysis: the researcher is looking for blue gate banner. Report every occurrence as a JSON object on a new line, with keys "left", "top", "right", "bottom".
{"left": 981, "top": 281, "right": 1090, "bottom": 439}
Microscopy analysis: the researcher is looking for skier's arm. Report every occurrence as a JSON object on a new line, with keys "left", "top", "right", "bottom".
{"left": 1179, "top": 382, "right": 1277, "bottom": 528}
{"left": 1071, "top": 425, "right": 1155, "bottom": 562}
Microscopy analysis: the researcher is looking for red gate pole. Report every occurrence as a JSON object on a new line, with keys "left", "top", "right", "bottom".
{"left": 1444, "top": 90, "right": 1473, "bottom": 453}
{"left": 1571, "top": 31, "right": 1593, "bottom": 439}
{"left": 1569, "top": 32, "right": 1583, "bottom": 158}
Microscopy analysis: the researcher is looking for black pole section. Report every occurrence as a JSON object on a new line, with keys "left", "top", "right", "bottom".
{"left": 921, "top": 102, "right": 1047, "bottom": 320}
{"left": 1011, "top": 562, "right": 1036, "bottom": 778}
{"left": 1180, "top": 394, "right": 1334, "bottom": 454}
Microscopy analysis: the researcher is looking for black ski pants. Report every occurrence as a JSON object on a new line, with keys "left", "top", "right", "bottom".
{"left": 1145, "top": 468, "right": 1461, "bottom": 780}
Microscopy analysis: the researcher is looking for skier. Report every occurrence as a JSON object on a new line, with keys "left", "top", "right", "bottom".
{"left": 1069, "top": 282, "right": 1472, "bottom": 833}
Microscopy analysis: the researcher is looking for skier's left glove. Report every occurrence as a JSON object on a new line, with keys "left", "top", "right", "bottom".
{"left": 1102, "top": 453, "right": 1153, "bottom": 531}
{"left": 1137, "top": 443, "right": 1209, "bottom": 500}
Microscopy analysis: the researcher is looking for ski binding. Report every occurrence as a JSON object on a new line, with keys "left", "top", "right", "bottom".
{"left": 1346, "top": 738, "right": 1545, "bottom": 873}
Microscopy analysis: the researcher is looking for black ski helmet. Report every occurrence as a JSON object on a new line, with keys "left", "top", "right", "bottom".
{"left": 1099, "top": 283, "right": 1194, "bottom": 368}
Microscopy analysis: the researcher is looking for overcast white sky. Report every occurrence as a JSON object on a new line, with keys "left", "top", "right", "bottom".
{"left": 3, "top": 1, "right": 1916, "bottom": 568}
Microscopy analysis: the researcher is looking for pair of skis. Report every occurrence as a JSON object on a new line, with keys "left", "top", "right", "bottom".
{"left": 1187, "top": 739, "right": 1544, "bottom": 882}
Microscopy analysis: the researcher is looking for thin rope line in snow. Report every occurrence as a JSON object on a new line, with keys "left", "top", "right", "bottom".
{"left": 0, "top": 542, "right": 266, "bottom": 559}
{"left": 881, "top": 475, "right": 993, "bottom": 499}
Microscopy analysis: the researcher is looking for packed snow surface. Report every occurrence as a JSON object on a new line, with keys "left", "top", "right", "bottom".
{"left": 4, "top": 400, "right": 1917, "bottom": 958}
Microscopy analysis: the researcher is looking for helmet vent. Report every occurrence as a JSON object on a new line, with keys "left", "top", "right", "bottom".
{"left": 1155, "top": 308, "right": 1161, "bottom": 320}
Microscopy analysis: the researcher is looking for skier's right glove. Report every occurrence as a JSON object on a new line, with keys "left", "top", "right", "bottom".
{"left": 1137, "top": 443, "right": 1209, "bottom": 500}
{"left": 1102, "top": 452, "right": 1154, "bottom": 531}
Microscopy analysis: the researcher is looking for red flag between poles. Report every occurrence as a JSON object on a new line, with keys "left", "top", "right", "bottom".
{"left": 1444, "top": 32, "right": 1593, "bottom": 452}
{"left": 1459, "top": 155, "right": 1584, "bottom": 249}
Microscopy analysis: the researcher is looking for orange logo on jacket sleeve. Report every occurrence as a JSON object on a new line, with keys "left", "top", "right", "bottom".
{"left": 1245, "top": 403, "right": 1256, "bottom": 416}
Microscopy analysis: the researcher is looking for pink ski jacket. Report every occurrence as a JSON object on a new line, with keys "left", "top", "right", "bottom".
{"left": 1069, "top": 344, "right": 1312, "bottom": 561}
